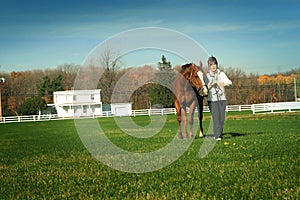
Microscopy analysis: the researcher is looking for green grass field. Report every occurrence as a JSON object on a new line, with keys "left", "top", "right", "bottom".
{"left": 0, "top": 112, "right": 299, "bottom": 199}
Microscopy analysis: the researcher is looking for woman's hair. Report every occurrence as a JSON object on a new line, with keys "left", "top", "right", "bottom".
{"left": 208, "top": 56, "right": 218, "bottom": 68}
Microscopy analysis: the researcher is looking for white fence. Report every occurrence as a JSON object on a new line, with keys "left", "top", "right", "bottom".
{"left": 252, "top": 102, "right": 300, "bottom": 114}
{"left": 132, "top": 108, "right": 177, "bottom": 116}
{"left": 1, "top": 102, "right": 300, "bottom": 124}
{"left": 1, "top": 114, "right": 59, "bottom": 123}
{"left": 0, "top": 111, "right": 113, "bottom": 124}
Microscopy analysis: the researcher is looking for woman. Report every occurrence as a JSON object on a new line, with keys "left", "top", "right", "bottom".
{"left": 206, "top": 56, "right": 232, "bottom": 140}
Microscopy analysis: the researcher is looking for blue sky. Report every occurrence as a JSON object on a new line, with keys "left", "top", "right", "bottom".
{"left": 0, "top": 0, "right": 299, "bottom": 74}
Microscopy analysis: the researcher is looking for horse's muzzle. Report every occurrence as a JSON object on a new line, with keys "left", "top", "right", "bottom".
{"left": 197, "top": 86, "right": 208, "bottom": 97}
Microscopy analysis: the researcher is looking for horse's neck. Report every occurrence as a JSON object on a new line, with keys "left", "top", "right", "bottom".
{"left": 179, "top": 76, "right": 193, "bottom": 92}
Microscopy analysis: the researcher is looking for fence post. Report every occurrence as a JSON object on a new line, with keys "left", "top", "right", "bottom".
{"left": 264, "top": 104, "right": 267, "bottom": 113}
{"left": 294, "top": 77, "right": 297, "bottom": 102}
{"left": 271, "top": 103, "right": 274, "bottom": 113}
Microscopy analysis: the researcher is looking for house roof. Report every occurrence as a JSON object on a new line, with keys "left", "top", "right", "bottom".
{"left": 55, "top": 102, "right": 102, "bottom": 106}
{"left": 54, "top": 89, "right": 101, "bottom": 95}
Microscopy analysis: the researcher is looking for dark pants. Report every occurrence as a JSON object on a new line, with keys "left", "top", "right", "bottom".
{"left": 208, "top": 100, "right": 226, "bottom": 139}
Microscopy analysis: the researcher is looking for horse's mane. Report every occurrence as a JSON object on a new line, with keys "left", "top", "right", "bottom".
{"left": 180, "top": 63, "right": 192, "bottom": 74}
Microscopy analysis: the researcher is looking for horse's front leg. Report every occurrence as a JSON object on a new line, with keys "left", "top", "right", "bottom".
{"left": 198, "top": 105, "right": 204, "bottom": 138}
{"left": 189, "top": 102, "right": 197, "bottom": 139}
{"left": 174, "top": 98, "right": 183, "bottom": 139}
{"left": 181, "top": 107, "right": 188, "bottom": 138}
{"left": 197, "top": 95, "right": 204, "bottom": 138}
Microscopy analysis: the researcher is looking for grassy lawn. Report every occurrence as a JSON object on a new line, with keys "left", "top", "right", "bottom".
{"left": 0, "top": 112, "right": 299, "bottom": 199}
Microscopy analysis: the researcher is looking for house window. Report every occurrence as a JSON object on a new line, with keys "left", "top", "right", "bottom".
{"left": 90, "top": 105, "right": 95, "bottom": 112}
{"left": 91, "top": 94, "right": 94, "bottom": 100}
{"left": 73, "top": 95, "right": 77, "bottom": 101}
{"left": 63, "top": 106, "right": 69, "bottom": 112}
{"left": 74, "top": 105, "right": 80, "bottom": 113}
{"left": 83, "top": 105, "right": 88, "bottom": 113}
{"left": 95, "top": 104, "right": 101, "bottom": 109}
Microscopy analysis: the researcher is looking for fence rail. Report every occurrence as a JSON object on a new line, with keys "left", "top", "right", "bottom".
{"left": 1, "top": 102, "right": 300, "bottom": 124}
{"left": 252, "top": 102, "right": 300, "bottom": 114}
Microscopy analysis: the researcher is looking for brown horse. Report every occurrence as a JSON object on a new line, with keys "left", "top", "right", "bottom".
{"left": 173, "top": 63, "right": 205, "bottom": 139}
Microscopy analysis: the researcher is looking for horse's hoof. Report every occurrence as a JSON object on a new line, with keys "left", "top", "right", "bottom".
{"left": 184, "top": 133, "right": 188, "bottom": 138}
{"left": 199, "top": 130, "right": 204, "bottom": 138}
{"left": 178, "top": 134, "right": 183, "bottom": 139}
{"left": 190, "top": 134, "right": 193, "bottom": 139}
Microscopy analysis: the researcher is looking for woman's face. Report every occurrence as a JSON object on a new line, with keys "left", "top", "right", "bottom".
{"left": 209, "top": 62, "right": 217, "bottom": 72}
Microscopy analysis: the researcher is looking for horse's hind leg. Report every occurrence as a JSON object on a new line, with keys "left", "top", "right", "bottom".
{"left": 189, "top": 111, "right": 194, "bottom": 139}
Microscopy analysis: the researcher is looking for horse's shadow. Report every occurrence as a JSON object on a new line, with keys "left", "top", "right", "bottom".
{"left": 225, "top": 132, "right": 264, "bottom": 138}
{"left": 201, "top": 132, "right": 264, "bottom": 139}
{"left": 225, "top": 132, "right": 247, "bottom": 138}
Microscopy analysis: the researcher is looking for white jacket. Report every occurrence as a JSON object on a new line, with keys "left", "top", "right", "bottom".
{"left": 206, "top": 69, "right": 232, "bottom": 101}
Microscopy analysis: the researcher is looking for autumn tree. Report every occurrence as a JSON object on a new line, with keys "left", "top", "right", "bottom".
{"left": 97, "top": 47, "right": 122, "bottom": 104}
{"left": 224, "top": 67, "right": 246, "bottom": 104}
{"left": 118, "top": 65, "right": 156, "bottom": 109}
{"left": 7, "top": 96, "right": 18, "bottom": 115}
{"left": 10, "top": 71, "right": 25, "bottom": 109}
{"left": 257, "top": 73, "right": 297, "bottom": 102}
{"left": 57, "top": 63, "right": 79, "bottom": 90}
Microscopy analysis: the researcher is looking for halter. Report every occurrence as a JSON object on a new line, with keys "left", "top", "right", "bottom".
{"left": 188, "top": 71, "right": 193, "bottom": 82}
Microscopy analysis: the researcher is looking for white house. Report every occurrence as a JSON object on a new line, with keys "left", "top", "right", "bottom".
{"left": 53, "top": 89, "right": 102, "bottom": 118}
{"left": 111, "top": 103, "right": 132, "bottom": 116}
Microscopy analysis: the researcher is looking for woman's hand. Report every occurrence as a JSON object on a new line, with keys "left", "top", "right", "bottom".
{"left": 218, "top": 82, "right": 226, "bottom": 87}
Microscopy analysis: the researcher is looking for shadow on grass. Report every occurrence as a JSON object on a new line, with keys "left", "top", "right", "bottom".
{"left": 201, "top": 132, "right": 264, "bottom": 139}
{"left": 200, "top": 133, "right": 246, "bottom": 138}
{"left": 226, "top": 132, "right": 247, "bottom": 137}
{"left": 224, "top": 132, "right": 264, "bottom": 138}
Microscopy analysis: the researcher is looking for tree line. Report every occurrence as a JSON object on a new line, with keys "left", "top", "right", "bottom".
{"left": 0, "top": 56, "right": 299, "bottom": 116}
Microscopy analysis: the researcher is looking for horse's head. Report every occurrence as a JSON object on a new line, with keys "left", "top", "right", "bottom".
{"left": 182, "top": 63, "right": 203, "bottom": 92}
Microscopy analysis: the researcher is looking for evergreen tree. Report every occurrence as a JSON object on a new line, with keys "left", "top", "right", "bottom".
{"left": 17, "top": 97, "right": 46, "bottom": 115}
{"left": 158, "top": 55, "right": 172, "bottom": 71}
{"left": 149, "top": 55, "right": 176, "bottom": 108}
{"left": 38, "top": 75, "right": 63, "bottom": 103}
{"left": 52, "top": 75, "right": 63, "bottom": 92}
{"left": 38, "top": 76, "right": 52, "bottom": 100}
